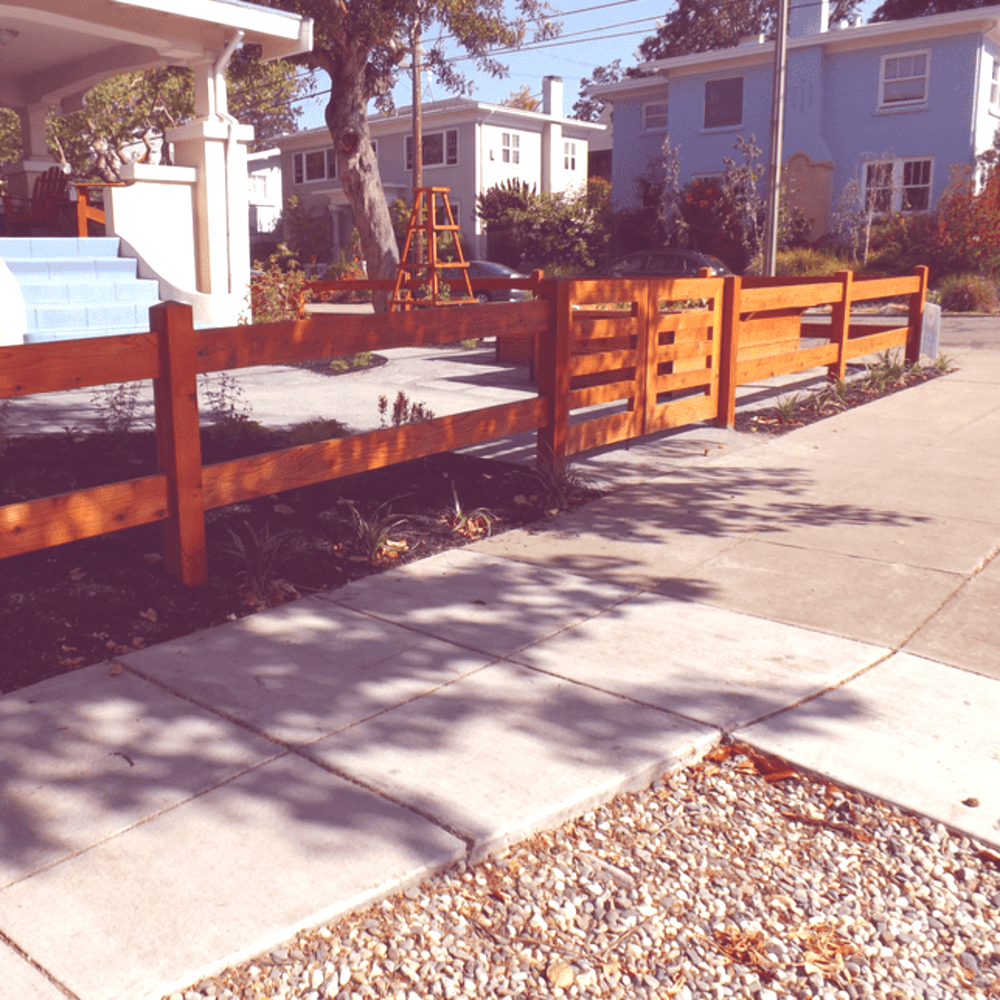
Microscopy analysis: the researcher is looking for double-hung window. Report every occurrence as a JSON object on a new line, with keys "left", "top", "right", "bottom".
{"left": 991, "top": 58, "right": 1000, "bottom": 112}
{"left": 564, "top": 141, "right": 577, "bottom": 170}
{"left": 643, "top": 100, "right": 668, "bottom": 131}
{"left": 864, "top": 157, "right": 932, "bottom": 212}
{"left": 501, "top": 132, "right": 520, "bottom": 164}
{"left": 880, "top": 51, "right": 929, "bottom": 109}
{"left": 292, "top": 148, "right": 337, "bottom": 184}
{"left": 704, "top": 77, "right": 743, "bottom": 129}
{"left": 406, "top": 129, "right": 459, "bottom": 170}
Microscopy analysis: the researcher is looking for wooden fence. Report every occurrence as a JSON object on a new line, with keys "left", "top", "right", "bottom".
{"left": 0, "top": 267, "right": 926, "bottom": 585}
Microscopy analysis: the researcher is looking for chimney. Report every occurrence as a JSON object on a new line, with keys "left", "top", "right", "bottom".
{"left": 789, "top": 0, "right": 829, "bottom": 37}
{"left": 542, "top": 75, "right": 563, "bottom": 117}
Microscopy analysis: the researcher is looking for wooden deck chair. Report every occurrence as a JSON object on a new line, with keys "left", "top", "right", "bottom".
{"left": 2, "top": 166, "right": 72, "bottom": 235}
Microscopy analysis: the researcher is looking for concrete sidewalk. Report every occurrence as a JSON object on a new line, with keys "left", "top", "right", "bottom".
{"left": 2, "top": 322, "right": 999, "bottom": 1000}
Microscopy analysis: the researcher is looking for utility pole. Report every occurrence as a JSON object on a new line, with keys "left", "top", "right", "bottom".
{"left": 411, "top": 18, "right": 424, "bottom": 266}
{"left": 763, "top": 0, "right": 789, "bottom": 276}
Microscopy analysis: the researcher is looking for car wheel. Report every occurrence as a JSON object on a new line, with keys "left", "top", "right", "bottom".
{"left": 476, "top": 291, "right": 490, "bottom": 304}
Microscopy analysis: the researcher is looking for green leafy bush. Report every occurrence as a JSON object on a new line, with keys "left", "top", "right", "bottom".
{"left": 938, "top": 273, "right": 999, "bottom": 313}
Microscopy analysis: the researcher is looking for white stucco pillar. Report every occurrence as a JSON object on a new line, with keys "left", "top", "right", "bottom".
{"left": 541, "top": 76, "right": 564, "bottom": 195}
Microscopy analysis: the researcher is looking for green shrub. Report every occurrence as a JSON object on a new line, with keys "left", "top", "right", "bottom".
{"left": 771, "top": 247, "right": 853, "bottom": 276}
{"left": 938, "top": 273, "right": 999, "bottom": 313}
{"left": 288, "top": 418, "right": 349, "bottom": 446}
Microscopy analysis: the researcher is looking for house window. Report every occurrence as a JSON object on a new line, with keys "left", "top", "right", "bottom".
{"left": 501, "top": 133, "right": 520, "bottom": 164}
{"left": 406, "top": 129, "right": 459, "bottom": 169}
{"left": 991, "top": 59, "right": 1000, "bottom": 111}
{"left": 564, "top": 141, "right": 577, "bottom": 170}
{"left": 434, "top": 202, "right": 459, "bottom": 226}
{"left": 704, "top": 77, "right": 743, "bottom": 129}
{"left": 293, "top": 149, "right": 336, "bottom": 183}
{"left": 880, "top": 51, "right": 929, "bottom": 108}
{"left": 643, "top": 101, "right": 668, "bottom": 130}
{"left": 864, "top": 157, "right": 932, "bottom": 212}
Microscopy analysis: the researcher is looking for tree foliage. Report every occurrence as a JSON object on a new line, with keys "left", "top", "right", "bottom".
{"left": 46, "top": 50, "right": 306, "bottom": 182}
{"left": 574, "top": 0, "right": 862, "bottom": 118}
{"left": 502, "top": 84, "right": 541, "bottom": 111}
{"left": 477, "top": 177, "right": 611, "bottom": 272}
{"left": 870, "top": 0, "right": 990, "bottom": 22}
{"left": 260, "top": 0, "right": 558, "bottom": 307}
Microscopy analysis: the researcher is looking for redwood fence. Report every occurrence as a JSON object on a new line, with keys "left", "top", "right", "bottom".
{"left": 0, "top": 267, "right": 927, "bottom": 585}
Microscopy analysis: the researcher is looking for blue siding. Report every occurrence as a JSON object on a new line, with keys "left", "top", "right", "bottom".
{"left": 608, "top": 25, "right": 991, "bottom": 223}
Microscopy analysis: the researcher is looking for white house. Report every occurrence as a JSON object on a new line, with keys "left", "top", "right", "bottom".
{"left": 0, "top": 0, "right": 313, "bottom": 334}
{"left": 272, "top": 77, "right": 606, "bottom": 260}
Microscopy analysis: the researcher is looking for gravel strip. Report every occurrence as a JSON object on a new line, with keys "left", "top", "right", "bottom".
{"left": 166, "top": 748, "right": 1000, "bottom": 1000}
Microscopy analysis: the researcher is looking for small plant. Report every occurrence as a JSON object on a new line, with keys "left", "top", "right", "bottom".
{"left": 460, "top": 339, "right": 480, "bottom": 349}
{"left": 203, "top": 372, "right": 253, "bottom": 429}
{"left": 340, "top": 498, "right": 409, "bottom": 564}
{"left": 938, "top": 273, "right": 999, "bottom": 313}
{"left": 378, "top": 391, "right": 435, "bottom": 428}
{"left": 932, "top": 353, "right": 952, "bottom": 373}
{"left": 861, "top": 351, "right": 907, "bottom": 393}
{"left": 223, "top": 520, "right": 303, "bottom": 608}
{"left": 91, "top": 381, "right": 143, "bottom": 438}
{"left": 775, "top": 393, "right": 801, "bottom": 424}
{"left": 352, "top": 351, "right": 373, "bottom": 367}
{"left": 442, "top": 478, "right": 498, "bottom": 538}
{"left": 288, "top": 418, "right": 348, "bottom": 447}
{"left": 523, "top": 450, "right": 596, "bottom": 513}
{"left": 328, "top": 358, "right": 349, "bottom": 372}
{"left": 247, "top": 249, "right": 309, "bottom": 323}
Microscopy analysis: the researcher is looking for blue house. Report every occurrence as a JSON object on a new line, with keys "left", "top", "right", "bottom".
{"left": 591, "top": 1, "right": 1000, "bottom": 241}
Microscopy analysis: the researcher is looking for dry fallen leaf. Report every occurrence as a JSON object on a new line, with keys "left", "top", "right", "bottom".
{"left": 131, "top": 636, "right": 145, "bottom": 648}
{"left": 273, "top": 503, "right": 294, "bottom": 515}
{"left": 139, "top": 608, "right": 158, "bottom": 622}
{"left": 57, "top": 657, "right": 86, "bottom": 667}
{"left": 109, "top": 662, "right": 124, "bottom": 676}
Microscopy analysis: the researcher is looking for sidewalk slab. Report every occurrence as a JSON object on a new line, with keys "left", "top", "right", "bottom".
{"left": 654, "top": 539, "right": 962, "bottom": 647}
{"left": 120, "top": 596, "right": 492, "bottom": 746}
{"left": 0, "top": 753, "right": 465, "bottom": 1000}
{"left": 508, "top": 592, "right": 888, "bottom": 731}
{"left": 735, "top": 652, "right": 1000, "bottom": 849}
{"left": 0, "top": 666, "right": 278, "bottom": 888}
{"left": 324, "top": 548, "right": 640, "bottom": 657}
{"left": 305, "top": 661, "right": 718, "bottom": 861}
{"left": 0, "top": 945, "right": 68, "bottom": 1000}
{"left": 905, "top": 552, "right": 1000, "bottom": 680}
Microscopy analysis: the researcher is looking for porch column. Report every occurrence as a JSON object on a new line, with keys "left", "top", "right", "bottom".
{"left": 1, "top": 104, "right": 61, "bottom": 199}
{"left": 165, "top": 59, "right": 253, "bottom": 299}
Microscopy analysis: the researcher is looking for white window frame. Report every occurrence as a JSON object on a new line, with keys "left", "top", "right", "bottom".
{"left": 863, "top": 156, "right": 933, "bottom": 213}
{"left": 991, "top": 58, "right": 1000, "bottom": 112}
{"left": 501, "top": 132, "right": 520, "bottom": 164}
{"left": 879, "top": 50, "right": 929, "bottom": 110}
{"left": 405, "top": 128, "right": 459, "bottom": 170}
{"left": 564, "top": 141, "right": 577, "bottom": 171}
{"left": 703, "top": 76, "right": 743, "bottom": 130}
{"left": 643, "top": 100, "right": 668, "bottom": 131}
{"left": 292, "top": 148, "right": 336, "bottom": 184}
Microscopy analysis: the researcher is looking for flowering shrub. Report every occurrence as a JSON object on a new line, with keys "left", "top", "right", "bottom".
{"left": 248, "top": 251, "right": 308, "bottom": 323}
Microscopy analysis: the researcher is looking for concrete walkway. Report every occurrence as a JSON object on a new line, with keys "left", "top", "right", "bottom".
{"left": 2, "top": 318, "right": 999, "bottom": 1000}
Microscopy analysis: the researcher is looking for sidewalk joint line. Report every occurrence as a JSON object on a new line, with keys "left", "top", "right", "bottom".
{"left": 0, "top": 926, "right": 84, "bottom": 999}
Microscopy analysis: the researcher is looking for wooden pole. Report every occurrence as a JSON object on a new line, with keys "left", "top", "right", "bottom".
{"left": 536, "top": 279, "right": 571, "bottom": 469}
{"left": 907, "top": 265, "right": 928, "bottom": 365}
{"left": 716, "top": 276, "right": 741, "bottom": 428}
{"left": 151, "top": 302, "right": 207, "bottom": 585}
{"left": 827, "top": 269, "right": 853, "bottom": 382}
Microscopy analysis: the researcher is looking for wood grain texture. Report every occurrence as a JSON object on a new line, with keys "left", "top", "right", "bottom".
{"left": 0, "top": 333, "right": 160, "bottom": 398}
{"left": 0, "top": 475, "right": 168, "bottom": 557}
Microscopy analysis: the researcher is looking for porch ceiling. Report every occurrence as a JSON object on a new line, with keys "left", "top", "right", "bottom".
{"left": 0, "top": 0, "right": 312, "bottom": 110}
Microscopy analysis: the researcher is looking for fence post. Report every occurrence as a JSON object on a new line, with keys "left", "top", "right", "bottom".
{"left": 907, "top": 265, "right": 928, "bottom": 365}
{"left": 715, "top": 276, "right": 740, "bottom": 428}
{"left": 151, "top": 302, "right": 207, "bottom": 586}
{"left": 827, "top": 269, "right": 853, "bottom": 382}
{"left": 536, "top": 279, "right": 572, "bottom": 470}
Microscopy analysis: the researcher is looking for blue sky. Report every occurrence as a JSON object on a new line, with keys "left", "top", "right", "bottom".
{"left": 294, "top": 0, "right": 880, "bottom": 130}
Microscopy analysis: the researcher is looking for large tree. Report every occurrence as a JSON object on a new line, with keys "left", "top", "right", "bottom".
{"left": 869, "top": 0, "right": 989, "bottom": 21}
{"left": 47, "top": 48, "right": 307, "bottom": 181}
{"left": 260, "top": 0, "right": 558, "bottom": 307}
{"left": 573, "top": 0, "right": 862, "bottom": 119}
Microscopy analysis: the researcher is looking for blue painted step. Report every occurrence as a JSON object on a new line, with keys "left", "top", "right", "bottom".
{"left": 0, "top": 236, "right": 162, "bottom": 343}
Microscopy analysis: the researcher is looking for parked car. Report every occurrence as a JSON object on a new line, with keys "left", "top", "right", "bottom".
{"left": 442, "top": 260, "right": 531, "bottom": 302}
{"left": 593, "top": 249, "right": 733, "bottom": 278}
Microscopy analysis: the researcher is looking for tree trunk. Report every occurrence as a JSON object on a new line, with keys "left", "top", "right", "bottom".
{"left": 325, "top": 50, "right": 399, "bottom": 312}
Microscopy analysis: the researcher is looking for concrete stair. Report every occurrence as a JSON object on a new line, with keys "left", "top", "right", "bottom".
{"left": 0, "top": 236, "right": 161, "bottom": 344}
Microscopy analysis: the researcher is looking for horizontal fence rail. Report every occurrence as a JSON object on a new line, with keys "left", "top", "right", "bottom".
{"left": 0, "top": 267, "right": 927, "bottom": 583}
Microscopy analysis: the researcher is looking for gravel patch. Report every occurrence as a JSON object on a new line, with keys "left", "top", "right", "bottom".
{"left": 165, "top": 747, "right": 1000, "bottom": 1000}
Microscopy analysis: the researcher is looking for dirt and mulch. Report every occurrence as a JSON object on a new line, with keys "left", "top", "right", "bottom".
{"left": 0, "top": 354, "right": 952, "bottom": 697}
